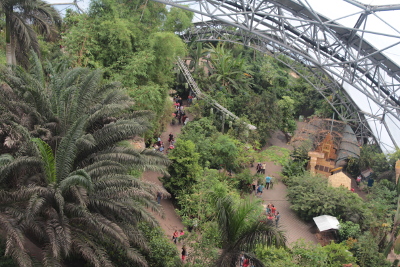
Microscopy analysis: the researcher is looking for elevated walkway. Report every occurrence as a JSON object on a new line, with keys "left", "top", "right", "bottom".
{"left": 176, "top": 57, "right": 256, "bottom": 130}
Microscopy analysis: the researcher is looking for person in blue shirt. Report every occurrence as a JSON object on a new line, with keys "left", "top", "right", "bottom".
{"left": 265, "top": 176, "right": 272, "bottom": 189}
{"left": 257, "top": 184, "right": 264, "bottom": 196}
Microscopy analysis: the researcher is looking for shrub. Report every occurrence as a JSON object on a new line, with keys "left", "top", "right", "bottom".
{"left": 338, "top": 221, "right": 361, "bottom": 242}
{"left": 286, "top": 172, "right": 368, "bottom": 223}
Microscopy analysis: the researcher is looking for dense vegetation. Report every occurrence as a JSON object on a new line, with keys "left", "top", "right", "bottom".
{"left": 0, "top": 0, "right": 400, "bottom": 266}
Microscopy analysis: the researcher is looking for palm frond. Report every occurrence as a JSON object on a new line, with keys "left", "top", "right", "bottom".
{"left": 0, "top": 214, "right": 33, "bottom": 267}
{"left": 71, "top": 230, "right": 114, "bottom": 267}
{"left": 59, "top": 169, "right": 93, "bottom": 193}
{"left": 0, "top": 156, "right": 42, "bottom": 184}
{"left": 31, "top": 138, "right": 56, "bottom": 184}
{"left": 234, "top": 221, "right": 287, "bottom": 251}
{"left": 56, "top": 116, "right": 86, "bottom": 181}
{"left": 92, "top": 120, "right": 151, "bottom": 148}
{"left": 83, "top": 160, "right": 127, "bottom": 179}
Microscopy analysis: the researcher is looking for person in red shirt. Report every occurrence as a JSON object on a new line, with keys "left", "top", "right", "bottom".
{"left": 271, "top": 204, "right": 276, "bottom": 215}
{"left": 172, "top": 230, "right": 179, "bottom": 244}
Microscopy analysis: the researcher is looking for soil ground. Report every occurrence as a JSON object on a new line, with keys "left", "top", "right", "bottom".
{"left": 142, "top": 108, "right": 318, "bottom": 248}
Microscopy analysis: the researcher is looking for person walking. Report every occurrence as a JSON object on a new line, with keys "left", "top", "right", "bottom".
{"left": 265, "top": 176, "right": 272, "bottom": 189}
{"left": 356, "top": 175, "right": 362, "bottom": 187}
{"left": 257, "top": 184, "right": 264, "bottom": 196}
{"left": 179, "top": 229, "right": 185, "bottom": 243}
{"left": 256, "top": 163, "right": 262, "bottom": 174}
{"left": 243, "top": 258, "right": 250, "bottom": 267}
{"left": 252, "top": 180, "right": 257, "bottom": 195}
{"left": 156, "top": 191, "right": 162, "bottom": 204}
{"left": 266, "top": 203, "right": 271, "bottom": 215}
{"left": 168, "top": 133, "right": 174, "bottom": 144}
{"left": 181, "top": 246, "right": 187, "bottom": 261}
{"left": 271, "top": 204, "right": 276, "bottom": 215}
{"left": 172, "top": 230, "right": 179, "bottom": 244}
{"left": 275, "top": 211, "right": 280, "bottom": 227}
{"left": 261, "top": 163, "right": 266, "bottom": 174}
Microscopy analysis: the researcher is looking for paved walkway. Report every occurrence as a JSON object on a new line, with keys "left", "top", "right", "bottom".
{"left": 253, "top": 130, "right": 318, "bottom": 245}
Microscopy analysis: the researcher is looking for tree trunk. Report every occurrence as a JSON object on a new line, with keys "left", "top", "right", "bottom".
{"left": 6, "top": 43, "right": 13, "bottom": 65}
{"left": 5, "top": 10, "right": 15, "bottom": 65}
{"left": 11, "top": 37, "right": 17, "bottom": 65}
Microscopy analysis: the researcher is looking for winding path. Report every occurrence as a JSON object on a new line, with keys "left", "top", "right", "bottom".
{"left": 142, "top": 109, "right": 317, "bottom": 248}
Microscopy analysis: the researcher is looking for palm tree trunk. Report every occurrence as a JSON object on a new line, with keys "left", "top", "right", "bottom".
{"left": 11, "top": 36, "right": 17, "bottom": 65}
{"left": 5, "top": 12, "right": 14, "bottom": 65}
{"left": 6, "top": 43, "right": 13, "bottom": 65}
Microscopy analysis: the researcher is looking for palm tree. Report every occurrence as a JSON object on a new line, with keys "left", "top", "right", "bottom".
{"left": 215, "top": 196, "right": 286, "bottom": 267}
{"left": 1, "top": 0, "right": 61, "bottom": 66}
{"left": 0, "top": 58, "right": 171, "bottom": 266}
{"left": 205, "top": 43, "right": 253, "bottom": 94}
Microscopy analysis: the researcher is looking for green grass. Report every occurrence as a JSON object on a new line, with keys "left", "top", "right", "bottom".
{"left": 258, "top": 146, "right": 291, "bottom": 166}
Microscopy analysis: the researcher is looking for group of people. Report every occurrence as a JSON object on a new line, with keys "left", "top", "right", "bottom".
{"left": 256, "top": 162, "right": 267, "bottom": 174}
{"left": 153, "top": 136, "right": 165, "bottom": 153}
{"left": 266, "top": 203, "right": 280, "bottom": 227}
{"left": 173, "top": 96, "right": 189, "bottom": 125}
{"left": 172, "top": 230, "right": 188, "bottom": 261}
{"left": 153, "top": 133, "right": 176, "bottom": 153}
{"left": 251, "top": 175, "right": 274, "bottom": 196}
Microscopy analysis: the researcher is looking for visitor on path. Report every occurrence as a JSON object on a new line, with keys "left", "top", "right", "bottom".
{"left": 243, "top": 258, "right": 250, "bottom": 267}
{"left": 266, "top": 203, "right": 271, "bottom": 214}
{"left": 271, "top": 204, "right": 276, "bottom": 215}
{"left": 172, "top": 230, "right": 179, "bottom": 244}
{"left": 257, "top": 184, "right": 264, "bottom": 196}
{"left": 252, "top": 180, "right": 257, "bottom": 195}
{"left": 179, "top": 229, "right": 185, "bottom": 243}
{"left": 181, "top": 114, "right": 187, "bottom": 125}
{"left": 156, "top": 191, "right": 163, "bottom": 204}
{"left": 168, "top": 143, "right": 175, "bottom": 152}
{"left": 275, "top": 211, "right": 280, "bottom": 227}
{"left": 157, "top": 136, "right": 162, "bottom": 146}
{"left": 159, "top": 144, "right": 164, "bottom": 153}
{"left": 265, "top": 176, "right": 272, "bottom": 189}
{"left": 177, "top": 112, "right": 182, "bottom": 124}
{"left": 181, "top": 246, "right": 187, "bottom": 261}
{"left": 356, "top": 175, "right": 362, "bottom": 187}
{"left": 256, "top": 163, "right": 262, "bottom": 174}
{"left": 188, "top": 95, "right": 193, "bottom": 106}
{"left": 168, "top": 133, "right": 174, "bottom": 144}
{"left": 267, "top": 213, "right": 274, "bottom": 222}
{"left": 261, "top": 163, "right": 266, "bottom": 174}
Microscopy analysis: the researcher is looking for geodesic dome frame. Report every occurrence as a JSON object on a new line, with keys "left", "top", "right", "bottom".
{"left": 152, "top": 0, "right": 400, "bottom": 153}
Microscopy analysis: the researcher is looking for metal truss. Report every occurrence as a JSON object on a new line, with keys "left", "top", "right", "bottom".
{"left": 152, "top": 0, "right": 400, "bottom": 152}
{"left": 49, "top": 0, "right": 85, "bottom": 13}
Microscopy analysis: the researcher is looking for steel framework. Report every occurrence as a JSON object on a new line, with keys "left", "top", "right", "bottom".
{"left": 49, "top": 0, "right": 84, "bottom": 13}
{"left": 152, "top": 0, "right": 400, "bottom": 152}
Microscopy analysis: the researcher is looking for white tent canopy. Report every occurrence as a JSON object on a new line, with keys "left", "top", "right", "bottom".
{"left": 313, "top": 215, "right": 340, "bottom": 232}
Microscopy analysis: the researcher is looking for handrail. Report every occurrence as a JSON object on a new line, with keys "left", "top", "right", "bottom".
{"left": 176, "top": 57, "right": 256, "bottom": 130}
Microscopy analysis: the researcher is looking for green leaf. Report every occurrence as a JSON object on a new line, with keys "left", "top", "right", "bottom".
{"left": 32, "top": 138, "right": 56, "bottom": 184}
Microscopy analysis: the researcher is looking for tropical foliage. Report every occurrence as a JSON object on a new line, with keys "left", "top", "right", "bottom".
{"left": 215, "top": 196, "right": 286, "bottom": 267}
{"left": 1, "top": 0, "right": 61, "bottom": 66}
{"left": 0, "top": 58, "right": 170, "bottom": 266}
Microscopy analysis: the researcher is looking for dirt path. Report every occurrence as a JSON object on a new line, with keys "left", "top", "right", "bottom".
{"left": 142, "top": 107, "right": 187, "bottom": 251}
{"left": 253, "top": 130, "right": 318, "bottom": 245}
{"left": 142, "top": 106, "right": 317, "bottom": 249}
